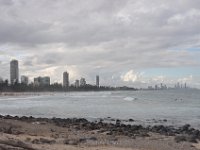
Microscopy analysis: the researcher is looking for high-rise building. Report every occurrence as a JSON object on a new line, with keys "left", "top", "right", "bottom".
{"left": 10, "top": 59, "right": 19, "bottom": 84}
{"left": 63, "top": 71, "right": 69, "bottom": 87}
{"left": 96, "top": 75, "right": 99, "bottom": 87}
{"left": 0, "top": 77, "right": 3, "bottom": 83}
{"left": 177, "top": 82, "right": 180, "bottom": 88}
{"left": 34, "top": 76, "right": 50, "bottom": 86}
{"left": 21, "top": 75, "right": 29, "bottom": 85}
{"left": 75, "top": 80, "right": 79, "bottom": 88}
{"left": 80, "top": 77, "right": 86, "bottom": 87}
{"left": 160, "top": 83, "right": 163, "bottom": 89}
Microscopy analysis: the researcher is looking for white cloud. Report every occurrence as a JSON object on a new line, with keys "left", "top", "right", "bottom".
{"left": 121, "top": 70, "right": 141, "bottom": 82}
{"left": 152, "top": 76, "right": 166, "bottom": 82}
{"left": 178, "top": 75, "right": 193, "bottom": 83}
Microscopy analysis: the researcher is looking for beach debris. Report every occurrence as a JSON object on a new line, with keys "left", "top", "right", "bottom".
{"left": 32, "top": 138, "right": 56, "bottom": 144}
{"left": 0, "top": 139, "right": 38, "bottom": 150}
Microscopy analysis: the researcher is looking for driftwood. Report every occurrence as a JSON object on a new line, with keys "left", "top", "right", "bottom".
{"left": 0, "top": 139, "right": 39, "bottom": 150}
{"left": 0, "top": 144, "right": 24, "bottom": 150}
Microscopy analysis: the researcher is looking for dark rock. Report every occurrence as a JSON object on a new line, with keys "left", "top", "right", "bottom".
{"left": 175, "top": 135, "right": 198, "bottom": 143}
{"left": 129, "top": 119, "right": 134, "bottom": 122}
{"left": 99, "top": 119, "right": 103, "bottom": 122}
{"left": 116, "top": 119, "right": 121, "bottom": 125}
{"left": 50, "top": 129, "right": 55, "bottom": 132}
{"left": 187, "top": 135, "right": 198, "bottom": 143}
{"left": 13, "top": 116, "right": 20, "bottom": 120}
{"left": 39, "top": 138, "right": 56, "bottom": 144}
{"left": 79, "top": 138, "right": 87, "bottom": 143}
{"left": 4, "top": 115, "right": 13, "bottom": 119}
{"left": 181, "top": 124, "right": 191, "bottom": 132}
{"left": 174, "top": 135, "right": 187, "bottom": 143}
{"left": 32, "top": 139, "right": 40, "bottom": 144}
{"left": 106, "top": 132, "right": 113, "bottom": 135}
{"left": 88, "top": 137, "right": 97, "bottom": 141}
{"left": 191, "top": 130, "right": 200, "bottom": 137}
{"left": 32, "top": 138, "right": 55, "bottom": 144}
{"left": 131, "top": 125, "right": 143, "bottom": 131}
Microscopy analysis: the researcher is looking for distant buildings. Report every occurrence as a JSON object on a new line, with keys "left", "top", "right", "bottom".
{"left": 34, "top": 76, "right": 50, "bottom": 86}
{"left": 63, "top": 71, "right": 69, "bottom": 87}
{"left": 96, "top": 75, "right": 99, "bottom": 87}
{"left": 10, "top": 59, "right": 19, "bottom": 84}
{"left": 75, "top": 80, "right": 79, "bottom": 88}
{"left": 7, "top": 59, "right": 102, "bottom": 88}
{"left": 0, "top": 77, "right": 3, "bottom": 83}
{"left": 80, "top": 77, "right": 86, "bottom": 87}
{"left": 21, "top": 76, "right": 28, "bottom": 85}
{"left": 174, "top": 82, "right": 187, "bottom": 89}
{"left": 160, "top": 83, "right": 167, "bottom": 90}
{"left": 148, "top": 86, "right": 153, "bottom": 90}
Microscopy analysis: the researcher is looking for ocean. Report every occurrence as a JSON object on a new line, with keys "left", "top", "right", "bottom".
{"left": 0, "top": 89, "right": 200, "bottom": 128}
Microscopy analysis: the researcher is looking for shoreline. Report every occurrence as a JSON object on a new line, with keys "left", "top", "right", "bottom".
{"left": 0, "top": 115, "right": 200, "bottom": 150}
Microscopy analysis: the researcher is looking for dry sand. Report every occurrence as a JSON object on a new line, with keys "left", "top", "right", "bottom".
{"left": 0, "top": 118, "right": 199, "bottom": 150}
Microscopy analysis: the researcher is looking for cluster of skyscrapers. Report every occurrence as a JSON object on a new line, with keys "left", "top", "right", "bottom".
{"left": 174, "top": 82, "right": 187, "bottom": 89}
{"left": 147, "top": 82, "right": 187, "bottom": 90}
{"left": 9, "top": 59, "right": 100, "bottom": 87}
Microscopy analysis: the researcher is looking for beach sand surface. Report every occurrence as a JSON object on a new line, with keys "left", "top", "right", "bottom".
{"left": 0, "top": 117, "right": 199, "bottom": 150}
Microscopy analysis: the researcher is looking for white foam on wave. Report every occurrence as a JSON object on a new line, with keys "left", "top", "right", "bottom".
{"left": 123, "top": 97, "right": 137, "bottom": 101}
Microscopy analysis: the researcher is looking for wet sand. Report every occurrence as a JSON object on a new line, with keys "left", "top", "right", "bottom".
{"left": 0, "top": 115, "right": 199, "bottom": 150}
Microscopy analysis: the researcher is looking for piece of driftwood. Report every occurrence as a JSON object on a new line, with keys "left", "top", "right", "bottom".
{"left": 0, "top": 139, "right": 39, "bottom": 150}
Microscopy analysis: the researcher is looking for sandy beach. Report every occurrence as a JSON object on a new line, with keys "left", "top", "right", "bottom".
{"left": 0, "top": 115, "right": 200, "bottom": 150}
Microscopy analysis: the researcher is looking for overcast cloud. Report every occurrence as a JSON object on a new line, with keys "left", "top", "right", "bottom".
{"left": 0, "top": 0, "right": 200, "bottom": 88}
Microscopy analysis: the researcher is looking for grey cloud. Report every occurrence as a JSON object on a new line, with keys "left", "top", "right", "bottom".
{"left": 0, "top": 0, "right": 200, "bottom": 87}
{"left": 23, "top": 60, "right": 33, "bottom": 66}
{"left": 0, "top": 0, "right": 14, "bottom": 6}
{"left": 0, "top": 0, "right": 200, "bottom": 48}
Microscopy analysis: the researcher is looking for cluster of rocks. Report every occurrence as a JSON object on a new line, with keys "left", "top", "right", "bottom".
{"left": 1, "top": 115, "right": 200, "bottom": 143}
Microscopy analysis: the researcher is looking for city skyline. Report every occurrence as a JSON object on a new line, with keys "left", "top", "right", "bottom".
{"left": 0, "top": 59, "right": 195, "bottom": 89}
{"left": 0, "top": 0, "right": 200, "bottom": 88}
{"left": 7, "top": 59, "right": 101, "bottom": 87}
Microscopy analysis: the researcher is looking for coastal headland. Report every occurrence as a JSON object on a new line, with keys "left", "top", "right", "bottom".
{"left": 0, "top": 115, "right": 200, "bottom": 150}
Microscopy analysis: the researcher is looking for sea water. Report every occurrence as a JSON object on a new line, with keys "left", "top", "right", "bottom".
{"left": 0, "top": 89, "right": 200, "bottom": 128}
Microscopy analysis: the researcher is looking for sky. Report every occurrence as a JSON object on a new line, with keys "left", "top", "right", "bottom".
{"left": 0, "top": 0, "right": 200, "bottom": 88}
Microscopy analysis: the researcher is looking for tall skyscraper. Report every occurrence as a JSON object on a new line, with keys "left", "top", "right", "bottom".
{"left": 63, "top": 71, "right": 69, "bottom": 87}
{"left": 96, "top": 75, "right": 99, "bottom": 87}
{"left": 10, "top": 59, "right": 19, "bottom": 84}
